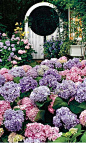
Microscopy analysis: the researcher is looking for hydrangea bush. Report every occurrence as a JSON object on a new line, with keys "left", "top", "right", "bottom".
{"left": 0, "top": 33, "right": 36, "bottom": 68}
{"left": 0, "top": 57, "right": 86, "bottom": 142}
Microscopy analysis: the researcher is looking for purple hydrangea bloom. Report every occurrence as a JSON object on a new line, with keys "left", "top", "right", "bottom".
{"left": 12, "top": 47, "right": 16, "bottom": 51}
{"left": 26, "top": 68, "right": 38, "bottom": 78}
{"left": 43, "top": 68, "right": 61, "bottom": 82}
{"left": 30, "top": 86, "right": 50, "bottom": 105}
{"left": 0, "top": 81, "right": 20, "bottom": 102}
{"left": 55, "top": 80, "right": 76, "bottom": 99}
{"left": 75, "top": 82, "right": 86, "bottom": 103}
{"left": 4, "top": 109, "right": 24, "bottom": 132}
{"left": 7, "top": 56, "right": 11, "bottom": 61}
{"left": 53, "top": 107, "right": 79, "bottom": 130}
{"left": 20, "top": 76, "right": 38, "bottom": 93}
{"left": 63, "top": 58, "right": 82, "bottom": 70}
{"left": 5, "top": 40, "right": 10, "bottom": 47}
{"left": 39, "top": 75, "right": 58, "bottom": 90}
{"left": 41, "top": 59, "right": 54, "bottom": 68}
{"left": 9, "top": 67, "right": 25, "bottom": 77}
{"left": 0, "top": 74, "right": 5, "bottom": 87}
{"left": 10, "top": 52, "right": 14, "bottom": 57}
{"left": 11, "top": 44, "right": 15, "bottom": 48}
{"left": 24, "top": 137, "right": 41, "bottom": 143}
{"left": 41, "top": 58, "right": 62, "bottom": 69}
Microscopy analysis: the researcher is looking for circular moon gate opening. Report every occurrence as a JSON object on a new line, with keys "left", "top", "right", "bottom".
{"left": 28, "top": 6, "right": 59, "bottom": 36}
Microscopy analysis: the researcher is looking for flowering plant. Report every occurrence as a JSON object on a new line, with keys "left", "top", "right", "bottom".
{"left": 0, "top": 23, "right": 36, "bottom": 68}
{"left": 43, "top": 37, "right": 63, "bottom": 59}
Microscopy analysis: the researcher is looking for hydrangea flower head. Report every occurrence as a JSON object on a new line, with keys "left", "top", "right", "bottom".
{"left": 75, "top": 82, "right": 86, "bottom": 103}
{"left": 53, "top": 107, "right": 79, "bottom": 130}
{"left": 37, "top": 65, "right": 49, "bottom": 76}
{"left": 0, "top": 81, "right": 20, "bottom": 102}
{"left": 26, "top": 68, "right": 38, "bottom": 78}
{"left": 39, "top": 75, "right": 58, "bottom": 90}
{"left": 0, "top": 68, "right": 9, "bottom": 75}
{"left": 55, "top": 80, "right": 76, "bottom": 99}
{"left": 4, "top": 109, "right": 24, "bottom": 132}
{"left": 20, "top": 76, "right": 38, "bottom": 93}
{"left": 8, "top": 67, "right": 25, "bottom": 77}
{"left": 30, "top": 86, "right": 50, "bottom": 105}
{"left": 43, "top": 68, "right": 61, "bottom": 82}
{"left": 79, "top": 110, "right": 86, "bottom": 126}
{"left": 21, "top": 65, "right": 32, "bottom": 72}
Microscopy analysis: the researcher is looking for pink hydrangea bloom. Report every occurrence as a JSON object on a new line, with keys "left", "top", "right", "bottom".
{"left": 26, "top": 107, "right": 39, "bottom": 121}
{"left": 11, "top": 60, "right": 17, "bottom": 65}
{"left": 25, "top": 45, "right": 30, "bottom": 49}
{"left": 25, "top": 123, "right": 62, "bottom": 141}
{"left": 81, "top": 67, "right": 86, "bottom": 76}
{"left": 0, "top": 100, "right": 11, "bottom": 115}
{"left": 59, "top": 69, "right": 70, "bottom": 76}
{"left": 3, "top": 73, "right": 14, "bottom": 81}
{"left": 25, "top": 123, "right": 46, "bottom": 141}
{"left": 81, "top": 60, "right": 86, "bottom": 68}
{"left": 23, "top": 39, "right": 29, "bottom": 44}
{"left": 48, "top": 94, "right": 57, "bottom": 114}
{"left": 0, "top": 100, "right": 11, "bottom": 126}
{"left": 17, "top": 97, "right": 39, "bottom": 122}
{"left": 44, "top": 125, "right": 62, "bottom": 141}
{"left": 2, "top": 33, "right": 7, "bottom": 37}
{"left": 0, "top": 68, "right": 9, "bottom": 75}
{"left": 79, "top": 110, "right": 86, "bottom": 126}
{"left": 21, "top": 65, "right": 32, "bottom": 72}
{"left": 58, "top": 56, "right": 67, "bottom": 63}
{"left": 18, "top": 50, "right": 26, "bottom": 54}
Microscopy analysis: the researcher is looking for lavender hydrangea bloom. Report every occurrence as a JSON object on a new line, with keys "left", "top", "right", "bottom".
{"left": 30, "top": 86, "right": 50, "bottom": 105}
{"left": 73, "top": 58, "right": 80, "bottom": 64}
{"left": 8, "top": 67, "right": 25, "bottom": 77}
{"left": 55, "top": 80, "right": 76, "bottom": 99}
{"left": 4, "top": 109, "right": 24, "bottom": 132}
{"left": 24, "top": 137, "right": 41, "bottom": 143}
{"left": 0, "top": 81, "right": 20, "bottom": 102}
{"left": 39, "top": 75, "right": 58, "bottom": 90}
{"left": 43, "top": 68, "right": 61, "bottom": 82}
{"left": 10, "top": 52, "right": 14, "bottom": 57}
{"left": 26, "top": 68, "right": 38, "bottom": 78}
{"left": 75, "top": 82, "right": 86, "bottom": 103}
{"left": 11, "top": 44, "right": 15, "bottom": 48}
{"left": 63, "top": 58, "right": 82, "bottom": 70}
{"left": 41, "top": 59, "right": 62, "bottom": 69}
{"left": 53, "top": 107, "right": 79, "bottom": 130}
{"left": 5, "top": 41, "right": 10, "bottom": 46}
{"left": 20, "top": 76, "right": 38, "bottom": 93}
{"left": 0, "top": 74, "right": 5, "bottom": 87}
{"left": 63, "top": 59, "right": 75, "bottom": 70}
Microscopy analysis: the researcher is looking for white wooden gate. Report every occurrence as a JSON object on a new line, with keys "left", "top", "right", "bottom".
{"left": 25, "top": 2, "right": 63, "bottom": 59}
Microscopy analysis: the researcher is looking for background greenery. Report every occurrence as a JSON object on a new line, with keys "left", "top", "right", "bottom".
{"left": 0, "top": 0, "right": 86, "bottom": 40}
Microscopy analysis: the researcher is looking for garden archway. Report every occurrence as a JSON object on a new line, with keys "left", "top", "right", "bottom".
{"left": 25, "top": 2, "right": 63, "bottom": 59}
